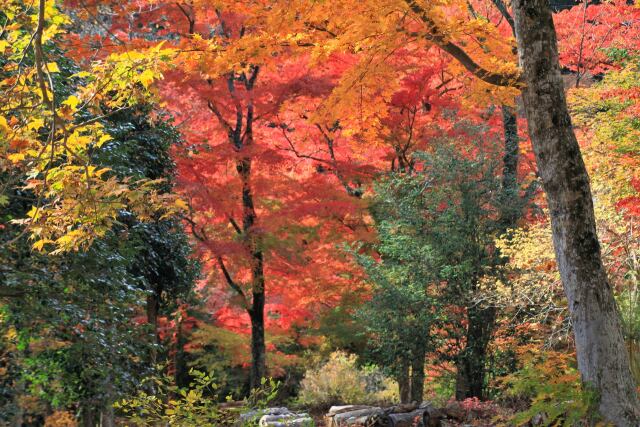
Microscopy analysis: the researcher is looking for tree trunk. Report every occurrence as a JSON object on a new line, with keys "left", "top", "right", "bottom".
{"left": 410, "top": 348, "right": 426, "bottom": 403}
{"left": 454, "top": 361, "right": 469, "bottom": 401}
{"left": 173, "top": 315, "right": 189, "bottom": 388}
{"left": 146, "top": 292, "right": 159, "bottom": 365}
{"left": 249, "top": 287, "right": 266, "bottom": 390}
{"left": 397, "top": 358, "right": 411, "bottom": 404}
{"left": 455, "top": 305, "right": 496, "bottom": 400}
{"left": 512, "top": 1, "right": 640, "bottom": 423}
{"left": 237, "top": 154, "right": 267, "bottom": 390}
{"left": 500, "top": 104, "right": 520, "bottom": 229}
{"left": 100, "top": 375, "right": 115, "bottom": 427}
{"left": 11, "top": 378, "right": 24, "bottom": 427}
{"left": 81, "top": 405, "right": 97, "bottom": 427}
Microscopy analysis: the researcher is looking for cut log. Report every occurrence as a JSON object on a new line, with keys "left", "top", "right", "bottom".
{"left": 239, "top": 407, "right": 293, "bottom": 426}
{"left": 259, "top": 413, "right": 310, "bottom": 424}
{"left": 259, "top": 414, "right": 313, "bottom": 426}
{"left": 388, "top": 409, "right": 427, "bottom": 427}
{"left": 328, "top": 405, "right": 375, "bottom": 416}
{"left": 367, "top": 412, "right": 394, "bottom": 427}
{"left": 388, "top": 403, "right": 418, "bottom": 414}
{"left": 333, "top": 407, "right": 384, "bottom": 426}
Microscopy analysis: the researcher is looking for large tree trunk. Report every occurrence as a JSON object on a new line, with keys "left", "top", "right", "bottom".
{"left": 512, "top": 1, "right": 640, "bottom": 424}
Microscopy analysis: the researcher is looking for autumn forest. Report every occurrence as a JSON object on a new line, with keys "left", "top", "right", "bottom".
{"left": 1, "top": 0, "right": 640, "bottom": 425}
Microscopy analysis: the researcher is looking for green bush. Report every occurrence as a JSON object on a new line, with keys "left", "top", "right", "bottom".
{"left": 501, "top": 351, "right": 601, "bottom": 426}
{"left": 114, "top": 368, "right": 226, "bottom": 426}
{"left": 298, "top": 351, "right": 398, "bottom": 409}
{"left": 115, "top": 369, "right": 282, "bottom": 427}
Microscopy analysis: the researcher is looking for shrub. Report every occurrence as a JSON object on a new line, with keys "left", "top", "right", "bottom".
{"left": 44, "top": 411, "right": 77, "bottom": 427}
{"left": 500, "top": 351, "right": 601, "bottom": 426}
{"left": 115, "top": 369, "right": 281, "bottom": 427}
{"left": 114, "top": 368, "right": 226, "bottom": 426}
{"left": 298, "top": 351, "right": 398, "bottom": 409}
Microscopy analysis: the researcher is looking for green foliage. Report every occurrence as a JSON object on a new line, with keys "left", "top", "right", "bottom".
{"left": 502, "top": 351, "right": 601, "bottom": 427}
{"left": 116, "top": 370, "right": 281, "bottom": 427}
{"left": 0, "top": 53, "right": 197, "bottom": 423}
{"left": 246, "top": 377, "right": 281, "bottom": 410}
{"left": 354, "top": 133, "right": 510, "bottom": 396}
{"left": 298, "top": 351, "right": 398, "bottom": 409}
{"left": 115, "top": 368, "right": 227, "bottom": 426}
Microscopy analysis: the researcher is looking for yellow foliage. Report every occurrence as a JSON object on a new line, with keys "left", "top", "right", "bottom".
{"left": 1, "top": 0, "right": 180, "bottom": 253}
{"left": 44, "top": 411, "right": 77, "bottom": 427}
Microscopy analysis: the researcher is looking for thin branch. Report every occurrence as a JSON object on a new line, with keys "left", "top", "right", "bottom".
{"left": 490, "top": 0, "right": 515, "bottom": 33}
{"left": 207, "top": 100, "right": 234, "bottom": 136}
{"left": 315, "top": 124, "right": 363, "bottom": 198}
{"left": 176, "top": 2, "right": 195, "bottom": 34}
{"left": 216, "top": 256, "right": 251, "bottom": 312}
{"left": 228, "top": 216, "right": 242, "bottom": 235}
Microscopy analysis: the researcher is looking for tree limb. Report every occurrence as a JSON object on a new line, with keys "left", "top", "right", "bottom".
{"left": 490, "top": 0, "right": 515, "bottom": 33}
{"left": 216, "top": 256, "right": 251, "bottom": 312}
{"left": 404, "top": 0, "right": 520, "bottom": 87}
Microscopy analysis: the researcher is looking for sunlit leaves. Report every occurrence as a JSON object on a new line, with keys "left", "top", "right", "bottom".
{"left": 1, "top": 1, "right": 181, "bottom": 253}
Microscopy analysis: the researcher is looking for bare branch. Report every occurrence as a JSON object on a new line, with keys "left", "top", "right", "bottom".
{"left": 176, "top": 2, "right": 195, "bottom": 34}
{"left": 490, "top": 0, "right": 515, "bottom": 33}
{"left": 228, "top": 216, "right": 242, "bottom": 235}
{"left": 216, "top": 256, "right": 251, "bottom": 312}
{"left": 207, "top": 99, "right": 234, "bottom": 136}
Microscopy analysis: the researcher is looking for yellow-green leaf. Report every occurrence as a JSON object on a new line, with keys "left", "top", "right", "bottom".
{"left": 46, "top": 62, "right": 60, "bottom": 73}
{"left": 63, "top": 95, "right": 81, "bottom": 110}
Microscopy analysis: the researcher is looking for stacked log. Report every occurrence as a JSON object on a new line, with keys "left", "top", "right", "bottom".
{"left": 326, "top": 406, "right": 384, "bottom": 426}
{"left": 325, "top": 402, "right": 443, "bottom": 427}
{"left": 387, "top": 409, "right": 427, "bottom": 427}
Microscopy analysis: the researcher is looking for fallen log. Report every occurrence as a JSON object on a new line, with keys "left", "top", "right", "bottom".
{"left": 332, "top": 407, "right": 384, "bottom": 426}
{"left": 328, "top": 405, "right": 375, "bottom": 416}
{"left": 238, "top": 407, "right": 292, "bottom": 426}
{"left": 388, "top": 409, "right": 427, "bottom": 427}
{"left": 387, "top": 403, "right": 419, "bottom": 414}
{"left": 367, "top": 412, "right": 394, "bottom": 427}
{"left": 418, "top": 402, "right": 444, "bottom": 427}
{"left": 259, "top": 414, "right": 314, "bottom": 426}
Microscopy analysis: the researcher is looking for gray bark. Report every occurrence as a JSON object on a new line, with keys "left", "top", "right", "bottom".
{"left": 512, "top": 0, "right": 640, "bottom": 424}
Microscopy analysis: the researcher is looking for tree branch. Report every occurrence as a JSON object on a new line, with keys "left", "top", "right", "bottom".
{"left": 490, "top": 0, "right": 515, "bottom": 33}
{"left": 207, "top": 99, "right": 234, "bottom": 137}
{"left": 176, "top": 2, "right": 195, "bottom": 34}
{"left": 404, "top": 0, "right": 520, "bottom": 87}
{"left": 228, "top": 216, "right": 242, "bottom": 234}
{"left": 216, "top": 256, "right": 251, "bottom": 312}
